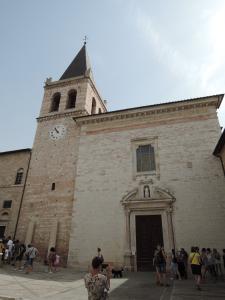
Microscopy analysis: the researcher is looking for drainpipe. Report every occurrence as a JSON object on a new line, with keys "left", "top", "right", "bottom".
{"left": 218, "top": 155, "right": 225, "bottom": 176}
{"left": 13, "top": 150, "right": 32, "bottom": 239}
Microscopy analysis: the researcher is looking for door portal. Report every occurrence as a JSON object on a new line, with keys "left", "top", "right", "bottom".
{"left": 136, "top": 215, "right": 163, "bottom": 271}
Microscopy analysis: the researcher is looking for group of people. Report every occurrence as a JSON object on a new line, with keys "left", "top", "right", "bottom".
{"left": 0, "top": 236, "right": 59, "bottom": 274}
{"left": 189, "top": 247, "right": 224, "bottom": 290}
{"left": 154, "top": 245, "right": 225, "bottom": 291}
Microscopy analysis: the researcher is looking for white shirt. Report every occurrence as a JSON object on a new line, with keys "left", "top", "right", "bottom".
{"left": 7, "top": 239, "right": 13, "bottom": 252}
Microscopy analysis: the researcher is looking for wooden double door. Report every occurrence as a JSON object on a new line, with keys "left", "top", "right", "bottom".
{"left": 136, "top": 215, "right": 163, "bottom": 271}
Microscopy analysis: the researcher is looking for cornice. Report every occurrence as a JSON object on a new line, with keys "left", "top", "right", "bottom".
{"left": 37, "top": 110, "right": 88, "bottom": 122}
{"left": 74, "top": 98, "right": 219, "bottom": 126}
{"left": 44, "top": 76, "right": 87, "bottom": 89}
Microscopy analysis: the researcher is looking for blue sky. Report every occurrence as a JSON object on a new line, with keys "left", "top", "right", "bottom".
{"left": 0, "top": 0, "right": 225, "bottom": 151}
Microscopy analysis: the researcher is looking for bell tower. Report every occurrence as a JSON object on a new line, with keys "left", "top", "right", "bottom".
{"left": 39, "top": 44, "right": 107, "bottom": 119}
{"left": 16, "top": 44, "right": 106, "bottom": 264}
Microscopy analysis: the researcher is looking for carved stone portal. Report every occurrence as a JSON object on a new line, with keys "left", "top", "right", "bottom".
{"left": 121, "top": 185, "right": 175, "bottom": 271}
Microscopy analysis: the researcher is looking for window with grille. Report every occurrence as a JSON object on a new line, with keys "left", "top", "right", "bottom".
{"left": 136, "top": 144, "right": 156, "bottom": 173}
{"left": 3, "top": 200, "right": 12, "bottom": 209}
{"left": 15, "top": 168, "right": 24, "bottom": 184}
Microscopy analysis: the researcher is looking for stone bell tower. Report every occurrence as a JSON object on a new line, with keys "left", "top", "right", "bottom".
{"left": 16, "top": 44, "right": 107, "bottom": 264}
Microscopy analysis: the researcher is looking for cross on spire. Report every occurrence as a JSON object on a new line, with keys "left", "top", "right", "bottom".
{"left": 83, "top": 35, "right": 88, "bottom": 45}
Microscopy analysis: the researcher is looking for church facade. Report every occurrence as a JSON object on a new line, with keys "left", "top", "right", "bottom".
{"left": 0, "top": 45, "right": 225, "bottom": 271}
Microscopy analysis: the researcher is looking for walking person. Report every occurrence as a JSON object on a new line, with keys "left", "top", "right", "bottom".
{"left": 84, "top": 256, "right": 109, "bottom": 300}
{"left": 24, "top": 244, "right": 38, "bottom": 274}
{"left": 189, "top": 247, "right": 202, "bottom": 291}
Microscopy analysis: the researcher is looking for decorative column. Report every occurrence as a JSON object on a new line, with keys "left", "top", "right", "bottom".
{"left": 124, "top": 208, "right": 133, "bottom": 270}
{"left": 166, "top": 205, "right": 175, "bottom": 250}
{"left": 48, "top": 219, "right": 58, "bottom": 252}
{"left": 25, "top": 220, "right": 35, "bottom": 245}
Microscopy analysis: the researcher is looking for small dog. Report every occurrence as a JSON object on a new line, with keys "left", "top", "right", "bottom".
{"left": 112, "top": 268, "right": 123, "bottom": 278}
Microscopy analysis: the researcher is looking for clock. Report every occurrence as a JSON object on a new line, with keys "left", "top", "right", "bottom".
{"left": 49, "top": 125, "right": 66, "bottom": 140}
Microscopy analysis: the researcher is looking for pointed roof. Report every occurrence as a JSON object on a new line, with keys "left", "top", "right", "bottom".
{"left": 60, "top": 44, "right": 93, "bottom": 80}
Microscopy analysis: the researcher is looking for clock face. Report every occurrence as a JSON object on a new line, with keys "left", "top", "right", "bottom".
{"left": 49, "top": 125, "right": 66, "bottom": 140}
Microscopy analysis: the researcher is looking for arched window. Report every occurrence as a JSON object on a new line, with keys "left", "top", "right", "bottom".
{"left": 98, "top": 108, "right": 102, "bottom": 114}
{"left": 15, "top": 168, "right": 24, "bottom": 185}
{"left": 2, "top": 212, "right": 9, "bottom": 216}
{"left": 66, "top": 90, "right": 77, "bottom": 109}
{"left": 91, "top": 98, "right": 96, "bottom": 114}
{"left": 50, "top": 93, "right": 61, "bottom": 112}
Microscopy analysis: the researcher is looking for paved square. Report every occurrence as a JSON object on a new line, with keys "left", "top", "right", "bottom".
{"left": 0, "top": 265, "right": 225, "bottom": 299}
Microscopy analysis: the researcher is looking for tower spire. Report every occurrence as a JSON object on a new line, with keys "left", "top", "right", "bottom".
{"left": 59, "top": 43, "right": 92, "bottom": 81}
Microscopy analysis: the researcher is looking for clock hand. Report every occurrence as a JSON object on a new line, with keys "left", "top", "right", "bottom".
{"left": 54, "top": 127, "right": 59, "bottom": 133}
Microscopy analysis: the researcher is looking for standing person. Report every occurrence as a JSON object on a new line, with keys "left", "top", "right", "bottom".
{"left": 0, "top": 239, "right": 5, "bottom": 262}
{"left": 206, "top": 248, "right": 217, "bottom": 281}
{"left": 201, "top": 248, "right": 208, "bottom": 280}
{"left": 154, "top": 245, "right": 169, "bottom": 287}
{"left": 84, "top": 256, "right": 109, "bottom": 300}
{"left": 213, "top": 248, "right": 223, "bottom": 277}
{"left": 223, "top": 249, "right": 225, "bottom": 270}
{"left": 153, "top": 248, "right": 160, "bottom": 285}
{"left": 6, "top": 236, "right": 13, "bottom": 264}
{"left": 177, "top": 249, "right": 186, "bottom": 279}
{"left": 11, "top": 240, "right": 20, "bottom": 267}
{"left": 189, "top": 247, "right": 202, "bottom": 291}
{"left": 97, "top": 248, "right": 104, "bottom": 264}
{"left": 171, "top": 249, "right": 180, "bottom": 280}
{"left": 15, "top": 242, "right": 26, "bottom": 270}
{"left": 180, "top": 248, "right": 188, "bottom": 279}
{"left": 48, "top": 247, "right": 56, "bottom": 273}
{"left": 25, "top": 244, "right": 38, "bottom": 274}
{"left": 4, "top": 246, "right": 9, "bottom": 264}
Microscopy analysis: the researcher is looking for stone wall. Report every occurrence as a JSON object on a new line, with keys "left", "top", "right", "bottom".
{"left": 0, "top": 150, "right": 31, "bottom": 238}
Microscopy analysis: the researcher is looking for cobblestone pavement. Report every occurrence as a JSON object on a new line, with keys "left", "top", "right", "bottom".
{"left": 0, "top": 264, "right": 224, "bottom": 299}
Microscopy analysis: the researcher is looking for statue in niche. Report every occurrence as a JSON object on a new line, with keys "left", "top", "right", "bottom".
{"left": 143, "top": 185, "right": 150, "bottom": 198}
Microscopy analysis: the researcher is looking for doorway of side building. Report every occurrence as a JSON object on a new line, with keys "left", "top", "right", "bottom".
{"left": 136, "top": 215, "right": 163, "bottom": 271}
{"left": 0, "top": 225, "right": 6, "bottom": 238}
